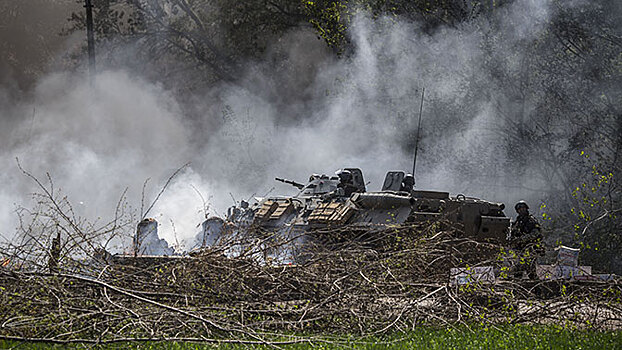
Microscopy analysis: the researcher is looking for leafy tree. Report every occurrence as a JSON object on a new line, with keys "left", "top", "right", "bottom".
{"left": 0, "top": 0, "right": 77, "bottom": 90}
{"left": 303, "top": 0, "right": 498, "bottom": 54}
{"left": 483, "top": 1, "right": 622, "bottom": 272}
{"left": 67, "top": 0, "right": 307, "bottom": 84}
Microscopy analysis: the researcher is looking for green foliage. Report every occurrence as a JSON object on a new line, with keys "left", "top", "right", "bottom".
{"left": 2, "top": 325, "right": 620, "bottom": 349}
{"left": 304, "top": 0, "right": 351, "bottom": 52}
{"left": 66, "top": 0, "right": 306, "bottom": 81}
{"left": 302, "top": 0, "right": 490, "bottom": 53}
{"left": 564, "top": 150, "right": 621, "bottom": 272}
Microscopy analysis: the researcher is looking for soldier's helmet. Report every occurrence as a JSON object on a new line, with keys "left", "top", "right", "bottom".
{"left": 335, "top": 169, "right": 353, "bottom": 184}
{"left": 514, "top": 201, "right": 529, "bottom": 211}
{"left": 402, "top": 173, "right": 415, "bottom": 187}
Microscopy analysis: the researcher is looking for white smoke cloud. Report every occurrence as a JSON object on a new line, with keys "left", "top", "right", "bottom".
{"left": 0, "top": 71, "right": 194, "bottom": 245}
{"left": 0, "top": 0, "right": 565, "bottom": 250}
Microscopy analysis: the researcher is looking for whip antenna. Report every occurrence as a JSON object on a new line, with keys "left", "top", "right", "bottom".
{"left": 84, "top": 0, "right": 96, "bottom": 83}
{"left": 412, "top": 88, "right": 425, "bottom": 177}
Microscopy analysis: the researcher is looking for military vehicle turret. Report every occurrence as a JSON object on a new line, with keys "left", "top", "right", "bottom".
{"left": 192, "top": 168, "right": 510, "bottom": 261}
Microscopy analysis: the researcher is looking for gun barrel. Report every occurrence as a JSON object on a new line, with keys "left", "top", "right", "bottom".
{"left": 275, "top": 177, "right": 305, "bottom": 189}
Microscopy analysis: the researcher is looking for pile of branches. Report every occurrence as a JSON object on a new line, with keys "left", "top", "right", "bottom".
{"left": 0, "top": 167, "right": 619, "bottom": 345}
{"left": 1, "top": 222, "right": 620, "bottom": 345}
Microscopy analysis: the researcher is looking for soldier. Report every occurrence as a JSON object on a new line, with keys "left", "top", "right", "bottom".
{"left": 510, "top": 201, "right": 542, "bottom": 245}
{"left": 400, "top": 173, "right": 415, "bottom": 192}
{"left": 336, "top": 169, "right": 358, "bottom": 197}
{"left": 510, "top": 201, "right": 544, "bottom": 278}
{"left": 227, "top": 205, "right": 241, "bottom": 221}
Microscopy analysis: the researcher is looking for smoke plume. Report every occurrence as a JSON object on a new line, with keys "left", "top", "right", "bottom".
{"left": 0, "top": 0, "right": 608, "bottom": 251}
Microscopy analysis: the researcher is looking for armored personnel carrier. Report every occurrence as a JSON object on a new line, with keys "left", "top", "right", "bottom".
{"left": 193, "top": 168, "right": 510, "bottom": 261}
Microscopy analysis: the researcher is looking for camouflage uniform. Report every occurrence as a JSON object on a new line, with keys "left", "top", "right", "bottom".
{"left": 338, "top": 182, "right": 358, "bottom": 197}
{"left": 510, "top": 213, "right": 544, "bottom": 278}
{"left": 336, "top": 169, "right": 358, "bottom": 197}
{"left": 510, "top": 214, "right": 543, "bottom": 251}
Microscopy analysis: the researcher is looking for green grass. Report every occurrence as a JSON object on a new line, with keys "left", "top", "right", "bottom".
{"left": 2, "top": 325, "right": 621, "bottom": 349}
